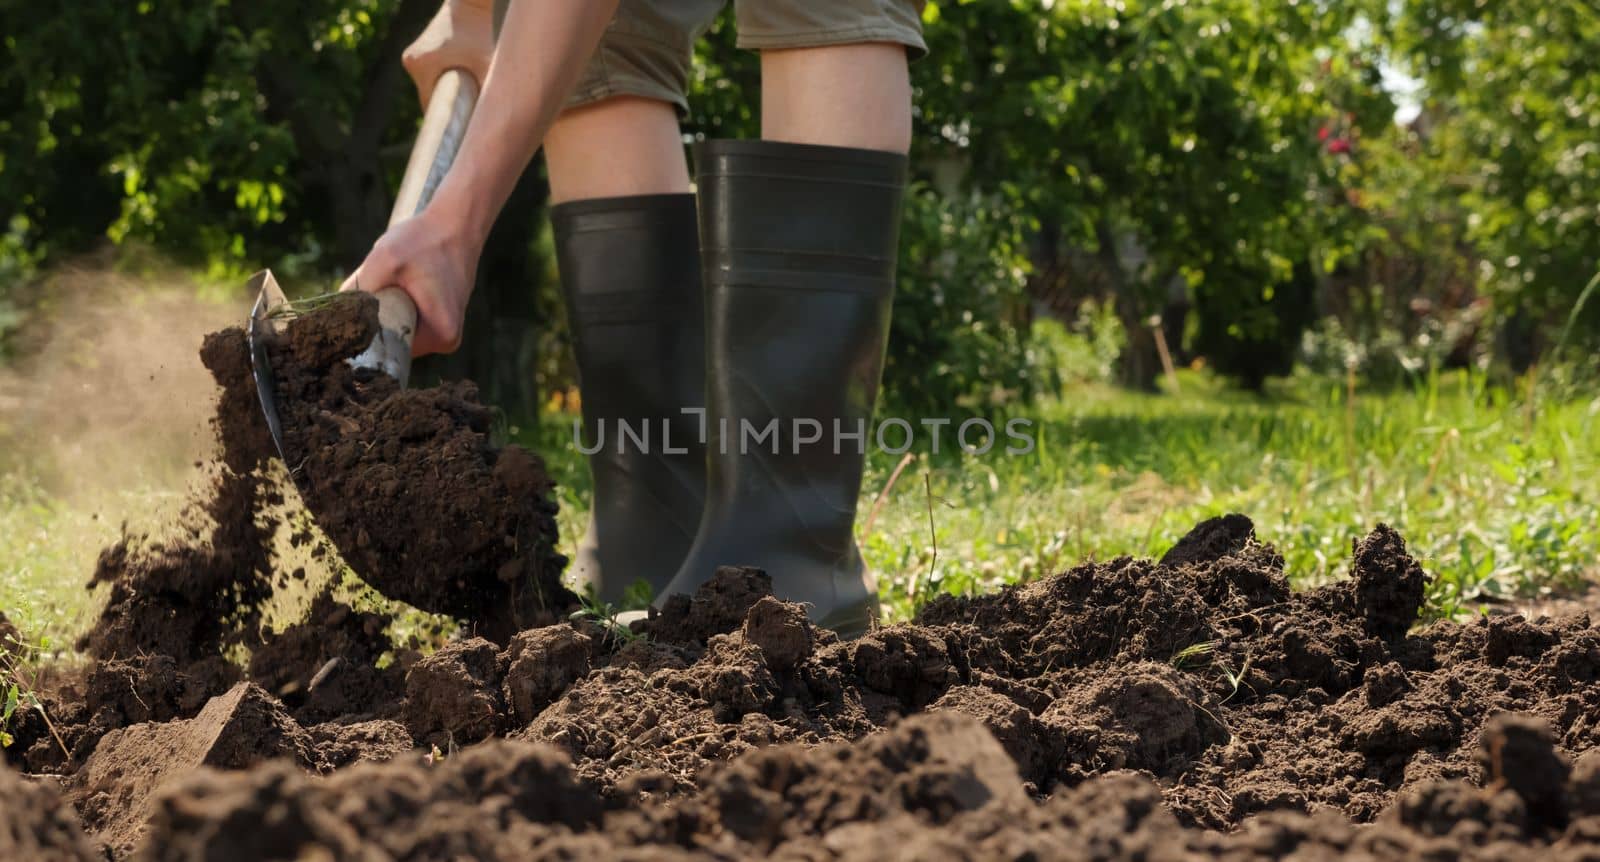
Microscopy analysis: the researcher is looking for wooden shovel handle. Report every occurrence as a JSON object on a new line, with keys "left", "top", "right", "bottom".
{"left": 375, "top": 68, "right": 481, "bottom": 360}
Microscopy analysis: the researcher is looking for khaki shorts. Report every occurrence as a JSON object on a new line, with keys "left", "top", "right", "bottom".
{"left": 564, "top": 0, "right": 926, "bottom": 114}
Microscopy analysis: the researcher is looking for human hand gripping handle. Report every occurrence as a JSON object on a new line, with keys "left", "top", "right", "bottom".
{"left": 344, "top": 69, "right": 479, "bottom": 384}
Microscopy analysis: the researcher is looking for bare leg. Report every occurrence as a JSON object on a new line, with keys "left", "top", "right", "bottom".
{"left": 544, "top": 96, "right": 688, "bottom": 203}
{"left": 759, "top": 43, "right": 912, "bottom": 154}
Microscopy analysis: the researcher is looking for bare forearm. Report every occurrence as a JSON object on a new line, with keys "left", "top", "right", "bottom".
{"left": 429, "top": 0, "right": 617, "bottom": 244}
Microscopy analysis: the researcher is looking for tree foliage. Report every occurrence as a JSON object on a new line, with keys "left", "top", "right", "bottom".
{"left": 1381, "top": 0, "right": 1600, "bottom": 351}
{"left": 908, "top": 0, "right": 1395, "bottom": 389}
{"left": 0, "top": 0, "right": 435, "bottom": 274}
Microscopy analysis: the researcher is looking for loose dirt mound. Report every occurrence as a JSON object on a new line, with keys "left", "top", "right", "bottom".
{"left": 68, "top": 704, "right": 1600, "bottom": 861}
{"left": 9, "top": 514, "right": 1600, "bottom": 858}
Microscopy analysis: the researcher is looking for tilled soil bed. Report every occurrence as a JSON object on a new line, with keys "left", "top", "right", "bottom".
{"left": 4, "top": 301, "right": 1600, "bottom": 860}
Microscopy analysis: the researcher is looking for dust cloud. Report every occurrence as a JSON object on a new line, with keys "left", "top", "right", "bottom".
{"left": 0, "top": 263, "right": 244, "bottom": 499}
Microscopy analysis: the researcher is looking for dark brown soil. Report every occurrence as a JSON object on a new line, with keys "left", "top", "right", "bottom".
{"left": 198, "top": 327, "right": 276, "bottom": 476}
{"left": 0, "top": 764, "right": 97, "bottom": 861}
{"left": 245, "top": 587, "right": 408, "bottom": 725}
{"left": 5, "top": 303, "right": 1600, "bottom": 859}
{"left": 78, "top": 325, "right": 284, "bottom": 668}
{"left": 78, "top": 467, "right": 276, "bottom": 667}
{"left": 241, "top": 293, "right": 571, "bottom": 637}
{"left": 66, "top": 706, "right": 1600, "bottom": 862}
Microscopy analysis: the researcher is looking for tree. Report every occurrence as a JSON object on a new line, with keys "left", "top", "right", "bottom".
{"left": 1380, "top": 0, "right": 1600, "bottom": 363}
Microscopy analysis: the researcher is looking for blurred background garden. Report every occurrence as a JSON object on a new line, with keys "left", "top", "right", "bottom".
{"left": 1, "top": 0, "right": 1597, "bottom": 642}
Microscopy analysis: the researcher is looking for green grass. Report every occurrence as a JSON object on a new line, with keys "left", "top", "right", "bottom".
{"left": 4, "top": 364, "right": 1596, "bottom": 651}
{"left": 0, "top": 475, "right": 142, "bottom": 646}
{"left": 527, "top": 366, "right": 1600, "bottom": 624}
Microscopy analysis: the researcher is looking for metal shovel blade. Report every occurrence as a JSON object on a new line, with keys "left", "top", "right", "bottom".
{"left": 246, "top": 269, "right": 290, "bottom": 462}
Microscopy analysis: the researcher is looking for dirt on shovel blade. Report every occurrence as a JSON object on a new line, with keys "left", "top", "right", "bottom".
{"left": 3, "top": 302, "right": 1600, "bottom": 859}
{"left": 78, "top": 293, "right": 569, "bottom": 688}
{"left": 238, "top": 292, "right": 571, "bottom": 633}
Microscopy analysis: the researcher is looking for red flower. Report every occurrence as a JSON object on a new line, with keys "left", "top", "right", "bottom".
{"left": 1328, "top": 138, "right": 1350, "bottom": 154}
{"left": 1317, "top": 125, "right": 1331, "bottom": 141}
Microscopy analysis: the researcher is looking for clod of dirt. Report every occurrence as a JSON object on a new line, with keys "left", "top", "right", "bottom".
{"left": 404, "top": 637, "right": 504, "bottom": 746}
{"left": 1486, "top": 614, "right": 1562, "bottom": 666}
{"left": 1339, "top": 685, "right": 1459, "bottom": 757}
{"left": 849, "top": 626, "right": 962, "bottom": 712}
{"left": 1044, "top": 662, "right": 1229, "bottom": 780}
{"left": 694, "top": 636, "right": 783, "bottom": 722}
{"left": 67, "top": 683, "right": 318, "bottom": 857}
{"left": 1480, "top": 713, "right": 1572, "bottom": 830}
{"left": 1362, "top": 660, "right": 1413, "bottom": 707}
{"left": 741, "top": 595, "right": 815, "bottom": 671}
{"left": 1572, "top": 750, "right": 1600, "bottom": 817}
{"left": 0, "top": 764, "right": 98, "bottom": 862}
{"left": 224, "top": 293, "right": 572, "bottom": 638}
{"left": 692, "top": 710, "right": 1028, "bottom": 852}
{"left": 500, "top": 626, "right": 592, "bottom": 724}
{"left": 1350, "top": 524, "right": 1432, "bottom": 639}
{"left": 1159, "top": 512, "right": 1259, "bottom": 568}
{"left": 641, "top": 565, "right": 778, "bottom": 647}
{"left": 307, "top": 719, "right": 414, "bottom": 769}
{"left": 198, "top": 328, "right": 276, "bottom": 474}
{"left": 518, "top": 659, "right": 801, "bottom": 797}
{"left": 929, "top": 685, "right": 1050, "bottom": 784}
{"left": 282, "top": 296, "right": 378, "bottom": 368}
{"left": 1312, "top": 523, "right": 1430, "bottom": 640}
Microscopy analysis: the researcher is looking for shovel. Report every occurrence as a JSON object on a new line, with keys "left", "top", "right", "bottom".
{"left": 246, "top": 68, "right": 480, "bottom": 459}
